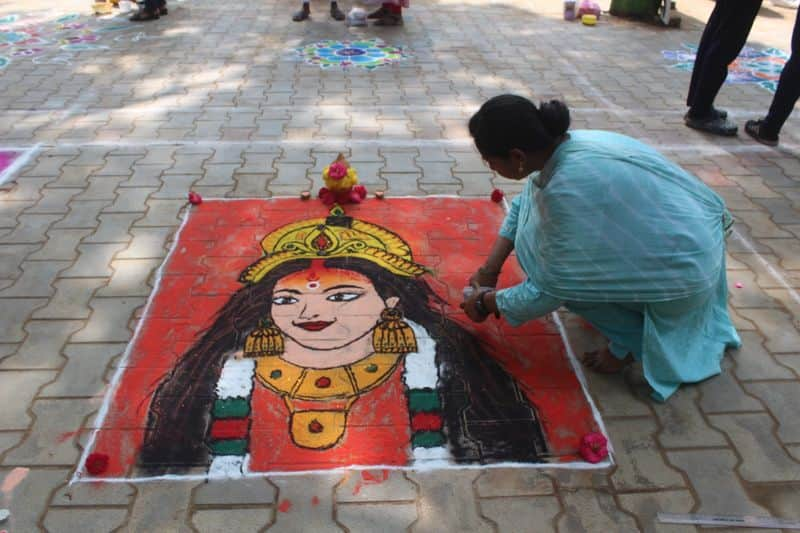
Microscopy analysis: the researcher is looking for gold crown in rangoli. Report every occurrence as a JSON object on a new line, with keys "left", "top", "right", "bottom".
{"left": 239, "top": 206, "right": 428, "bottom": 284}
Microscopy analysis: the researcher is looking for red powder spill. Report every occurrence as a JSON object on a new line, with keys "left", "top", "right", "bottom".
{"left": 353, "top": 469, "right": 390, "bottom": 495}
{"left": 58, "top": 430, "right": 80, "bottom": 443}
{"left": 361, "top": 470, "right": 389, "bottom": 484}
{"left": 311, "top": 496, "right": 320, "bottom": 506}
{"left": 278, "top": 499, "right": 292, "bottom": 513}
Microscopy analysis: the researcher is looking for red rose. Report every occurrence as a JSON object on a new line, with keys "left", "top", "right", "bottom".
{"left": 188, "top": 192, "right": 203, "bottom": 205}
{"left": 490, "top": 189, "right": 504, "bottom": 203}
{"left": 328, "top": 162, "right": 348, "bottom": 180}
{"left": 578, "top": 432, "right": 608, "bottom": 463}
{"left": 85, "top": 452, "right": 110, "bottom": 475}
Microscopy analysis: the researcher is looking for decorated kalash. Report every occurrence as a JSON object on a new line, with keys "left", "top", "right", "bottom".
{"left": 317, "top": 153, "right": 367, "bottom": 206}
{"left": 138, "top": 204, "right": 548, "bottom": 475}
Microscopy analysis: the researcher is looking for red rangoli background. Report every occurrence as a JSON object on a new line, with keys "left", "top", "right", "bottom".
{"left": 88, "top": 198, "right": 600, "bottom": 477}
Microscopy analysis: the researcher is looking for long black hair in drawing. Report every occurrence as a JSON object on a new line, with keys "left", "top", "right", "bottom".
{"left": 139, "top": 257, "right": 548, "bottom": 474}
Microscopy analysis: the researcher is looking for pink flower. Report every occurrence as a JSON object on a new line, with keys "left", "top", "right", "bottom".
{"left": 328, "top": 162, "right": 348, "bottom": 180}
{"left": 578, "top": 432, "right": 608, "bottom": 463}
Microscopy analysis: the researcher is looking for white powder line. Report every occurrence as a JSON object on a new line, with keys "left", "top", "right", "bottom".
{"left": 72, "top": 456, "right": 614, "bottom": 484}
{"left": 0, "top": 144, "right": 41, "bottom": 187}
{"left": 71, "top": 197, "right": 611, "bottom": 484}
{"left": 551, "top": 312, "right": 616, "bottom": 461}
{"left": 8, "top": 139, "right": 800, "bottom": 154}
{"left": 69, "top": 205, "right": 192, "bottom": 486}
{"left": 24, "top": 139, "right": 478, "bottom": 148}
{"left": 731, "top": 229, "right": 800, "bottom": 306}
{"left": 1, "top": 105, "right": 794, "bottom": 116}
{"left": 557, "top": 58, "right": 623, "bottom": 113}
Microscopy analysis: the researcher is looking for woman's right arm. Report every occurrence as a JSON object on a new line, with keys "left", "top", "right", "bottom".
{"left": 470, "top": 236, "right": 514, "bottom": 287}
{"left": 494, "top": 281, "right": 562, "bottom": 326}
{"left": 470, "top": 193, "right": 522, "bottom": 287}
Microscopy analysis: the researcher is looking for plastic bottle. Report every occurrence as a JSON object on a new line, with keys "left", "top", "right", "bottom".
{"left": 564, "top": 0, "right": 576, "bottom": 20}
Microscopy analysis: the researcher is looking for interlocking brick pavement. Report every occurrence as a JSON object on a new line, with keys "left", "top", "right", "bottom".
{"left": 0, "top": 0, "right": 799, "bottom": 530}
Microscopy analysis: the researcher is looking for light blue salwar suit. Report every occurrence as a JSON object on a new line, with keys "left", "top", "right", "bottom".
{"left": 494, "top": 130, "right": 741, "bottom": 402}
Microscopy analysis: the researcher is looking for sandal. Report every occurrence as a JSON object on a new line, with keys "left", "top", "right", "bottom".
{"left": 330, "top": 2, "right": 345, "bottom": 20}
{"left": 684, "top": 114, "right": 737, "bottom": 137}
{"left": 373, "top": 12, "right": 402, "bottom": 25}
{"left": 129, "top": 8, "right": 159, "bottom": 21}
{"left": 745, "top": 119, "right": 779, "bottom": 147}
{"left": 367, "top": 6, "right": 388, "bottom": 18}
{"left": 711, "top": 106, "right": 728, "bottom": 120}
{"left": 292, "top": 5, "right": 310, "bottom": 21}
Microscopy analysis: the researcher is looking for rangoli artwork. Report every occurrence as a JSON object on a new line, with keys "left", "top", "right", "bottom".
{"left": 663, "top": 43, "right": 789, "bottom": 93}
{"left": 0, "top": 12, "right": 145, "bottom": 69}
{"left": 0, "top": 150, "right": 24, "bottom": 186}
{"left": 79, "top": 199, "right": 605, "bottom": 481}
{"left": 296, "top": 39, "right": 407, "bottom": 70}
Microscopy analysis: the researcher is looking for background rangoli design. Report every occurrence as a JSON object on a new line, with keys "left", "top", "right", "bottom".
{"left": 663, "top": 43, "right": 789, "bottom": 93}
{"left": 296, "top": 39, "right": 407, "bottom": 70}
{"left": 0, "top": 12, "right": 147, "bottom": 69}
{"left": 0, "top": 150, "right": 24, "bottom": 186}
{"left": 80, "top": 199, "right": 605, "bottom": 481}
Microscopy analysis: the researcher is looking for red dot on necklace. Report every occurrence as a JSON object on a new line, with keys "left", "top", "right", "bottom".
{"left": 315, "top": 376, "right": 331, "bottom": 388}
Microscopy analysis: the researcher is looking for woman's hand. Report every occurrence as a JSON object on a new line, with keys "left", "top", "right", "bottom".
{"left": 460, "top": 289, "right": 489, "bottom": 323}
{"left": 461, "top": 284, "right": 497, "bottom": 323}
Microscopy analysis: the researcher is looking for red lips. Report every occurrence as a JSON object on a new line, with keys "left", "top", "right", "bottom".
{"left": 295, "top": 321, "right": 334, "bottom": 331}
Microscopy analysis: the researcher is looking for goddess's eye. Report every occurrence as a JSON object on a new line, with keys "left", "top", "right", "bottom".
{"left": 272, "top": 296, "right": 299, "bottom": 305}
{"left": 326, "top": 292, "right": 361, "bottom": 302}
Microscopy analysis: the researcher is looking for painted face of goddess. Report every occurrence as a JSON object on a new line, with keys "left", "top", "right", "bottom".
{"left": 270, "top": 263, "right": 398, "bottom": 353}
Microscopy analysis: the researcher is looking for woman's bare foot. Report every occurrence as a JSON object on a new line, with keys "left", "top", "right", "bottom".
{"left": 581, "top": 347, "right": 633, "bottom": 374}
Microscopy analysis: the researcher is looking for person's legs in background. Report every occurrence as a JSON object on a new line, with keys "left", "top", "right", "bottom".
{"left": 369, "top": 2, "right": 402, "bottom": 24}
{"left": 374, "top": 2, "right": 402, "bottom": 25}
{"left": 685, "top": 0, "right": 763, "bottom": 135}
{"left": 293, "top": 0, "right": 345, "bottom": 21}
{"left": 746, "top": 8, "right": 800, "bottom": 145}
{"left": 293, "top": 0, "right": 311, "bottom": 21}
{"left": 130, "top": 0, "right": 162, "bottom": 20}
{"left": 367, "top": 3, "right": 389, "bottom": 18}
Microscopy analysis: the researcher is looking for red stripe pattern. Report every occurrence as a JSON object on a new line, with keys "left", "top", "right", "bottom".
{"left": 210, "top": 418, "right": 250, "bottom": 440}
{"left": 410, "top": 412, "right": 443, "bottom": 432}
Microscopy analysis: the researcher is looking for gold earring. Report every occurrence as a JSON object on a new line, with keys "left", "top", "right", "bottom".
{"left": 244, "top": 318, "right": 284, "bottom": 356}
{"left": 372, "top": 307, "right": 417, "bottom": 353}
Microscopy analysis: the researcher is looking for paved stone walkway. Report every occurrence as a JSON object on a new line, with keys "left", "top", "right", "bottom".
{"left": 1, "top": 0, "right": 799, "bottom": 530}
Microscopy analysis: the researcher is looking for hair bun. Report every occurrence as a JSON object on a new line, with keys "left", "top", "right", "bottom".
{"left": 538, "top": 100, "right": 571, "bottom": 138}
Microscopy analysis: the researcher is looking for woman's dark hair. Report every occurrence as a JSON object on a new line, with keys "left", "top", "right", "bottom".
{"left": 468, "top": 94, "right": 570, "bottom": 158}
{"left": 139, "top": 257, "right": 547, "bottom": 473}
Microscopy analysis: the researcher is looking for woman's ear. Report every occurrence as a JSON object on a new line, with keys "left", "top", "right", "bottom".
{"left": 385, "top": 296, "right": 400, "bottom": 309}
{"left": 509, "top": 148, "right": 526, "bottom": 166}
{"left": 509, "top": 149, "right": 527, "bottom": 177}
